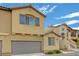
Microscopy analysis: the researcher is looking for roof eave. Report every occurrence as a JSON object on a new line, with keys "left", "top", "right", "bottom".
{"left": 11, "top": 5, "right": 46, "bottom": 17}
{"left": 0, "top": 6, "right": 11, "bottom": 11}
{"left": 44, "top": 31, "right": 61, "bottom": 37}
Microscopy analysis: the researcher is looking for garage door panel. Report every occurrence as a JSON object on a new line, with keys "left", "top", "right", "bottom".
{"left": 12, "top": 41, "right": 41, "bottom": 55}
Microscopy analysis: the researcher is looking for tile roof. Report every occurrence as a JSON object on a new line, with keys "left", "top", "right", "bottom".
{"left": 0, "top": 6, "right": 11, "bottom": 11}
{"left": 44, "top": 28, "right": 61, "bottom": 37}
{"left": 0, "top": 5, "right": 46, "bottom": 17}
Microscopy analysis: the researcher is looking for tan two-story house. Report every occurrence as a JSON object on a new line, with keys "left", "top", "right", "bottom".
{"left": 0, "top": 5, "right": 61, "bottom": 56}
{"left": 48, "top": 24, "right": 79, "bottom": 50}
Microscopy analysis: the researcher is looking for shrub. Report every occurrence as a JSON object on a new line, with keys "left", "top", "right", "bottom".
{"left": 53, "top": 50, "right": 61, "bottom": 54}
{"left": 45, "top": 51, "right": 53, "bottom": 54}
{"left": 45, "top": 49, "right": 61, "bottom": 54}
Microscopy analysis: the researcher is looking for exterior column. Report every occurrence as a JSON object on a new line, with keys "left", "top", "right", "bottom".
{"left": 77, "top": 39, "right": 79, "bottom": 48}
{"left": 2, "top": 35, "right": 11, "bottom": 56}
{"left": 68, "top": 32, "right": 71, "bottom": 39}
{"left": 76, "top": 31, "right": 78, "bottom": 38}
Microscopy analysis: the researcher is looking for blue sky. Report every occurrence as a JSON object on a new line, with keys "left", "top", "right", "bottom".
{"left": 0, "top": 3, "right": 79, "bottom": 30}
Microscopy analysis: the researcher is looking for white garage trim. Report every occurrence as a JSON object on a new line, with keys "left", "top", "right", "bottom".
{"left": 11, "top": 41, "right": 42, "bottom": 55}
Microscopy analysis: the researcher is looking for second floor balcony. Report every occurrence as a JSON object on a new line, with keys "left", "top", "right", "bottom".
{"left": 71, "top": 31, "right": 76, "bottom": 37}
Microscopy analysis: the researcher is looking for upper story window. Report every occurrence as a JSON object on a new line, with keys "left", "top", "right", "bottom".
{"left": 20, "top": 15, "right": 26, "bottom": 24}
{"left": 60, "top": 28, "right": 65, "bottom": 34}
{"left": 71, "top": 31, "right": 76, "bottom": 37}
{"left": 62, "top": 28, "right": 64, "bottom": 31}
{"left": 48, "top": 37, "right": 55, "bottom": 46}
{"left": 27, "top": 16, "right": 34, "bottom": 25}
{"left": 35, "top": 17, "right": 40, "bottom": 26}
{"left": 20, "top": 15, "right": 40, "bottom": 26}
{"left": 20, "top": 15, "right": 34, "bottom": 25}
{"left": 61, "top": 33, "right": 64, "bottom": 36}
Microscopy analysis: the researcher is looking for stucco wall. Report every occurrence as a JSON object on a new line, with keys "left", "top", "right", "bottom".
{"left": 43, "top": 32, "right": 60, "bottom": 52}
{"left": 0, "top": 10, "right": 11, "bottom": 33}
{"left": 12, "top": 7, "right": 44, "bottom": 34}
{"left": 77, "top": 38, "right": 79, "bottom": 48}
{"left": 0, "top": 35, "right": 11, "bottom": 55}
{"left": 0, "top": 35, "right": 43, "bottom": 55}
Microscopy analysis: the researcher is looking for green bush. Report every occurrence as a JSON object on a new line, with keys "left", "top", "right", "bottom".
{"left": 45, "top": 51, "right": 53, "bottom": 54}
{"left": 53, "top": 50, "right": 61, "bottom": 54}
{"left": 45, "top": 49, "right": 61, "bottom": 54}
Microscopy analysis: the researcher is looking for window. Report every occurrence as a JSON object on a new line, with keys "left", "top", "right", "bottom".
{"left": 61, "top": 33, "right": 64, "bottom": 36}
{"left": 29, "top": 16, "right": 34, "bottom": 25}
{"left": 26, "top": 16, "right": 29, "bottom": 24}
{"left": 20, "top": 15, "right": 26, "bottom": 24}
{"left": 20, "top": 15, "right": 34, "bottom": 25}
{"left": 35, "top": 17, "right": 40, "bottom": 26}
{"left": 71, "top": 31, "right": 76, "bottom": 37}
{"left": 48, "top": 37, "right": 55, "bottom": 46}
{"left": 62, "top": 28, "right": 64, "bottom": 31}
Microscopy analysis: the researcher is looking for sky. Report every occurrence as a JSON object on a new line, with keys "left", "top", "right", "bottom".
{"left": 0, "top": 3, "right": 79, "bottom": 30}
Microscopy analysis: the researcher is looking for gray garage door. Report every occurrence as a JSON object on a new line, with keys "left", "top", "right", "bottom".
{"left": 12, "top": 41, "right": 42, "bottom": 55}
{"left": 0, "top": 41, "right": 2, "bottom": 55}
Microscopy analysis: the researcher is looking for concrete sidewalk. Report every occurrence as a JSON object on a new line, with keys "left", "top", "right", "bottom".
{"left": 60, "top": 49, "right": 79, "bottom": 54}
{"left": 13, "top": 49, "right": 79, "bottom": 56}
{"left": 13, "top": 53, "right": 46, "bottom": 56}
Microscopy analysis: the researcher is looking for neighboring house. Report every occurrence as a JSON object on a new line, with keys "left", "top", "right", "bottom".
{"left": 48, "top": 24, "right": 79, "bottom": 50}
{"left": 75, "top": 30, "right": 79, "bottom": 48}
{"left": 0, "top": 5, "right": 61, "bottom": 56}
{"left": 44, "top": 28, "right": 61, "bottom": 53}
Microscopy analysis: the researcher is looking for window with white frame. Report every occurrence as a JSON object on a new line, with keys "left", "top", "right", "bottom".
{"left": 48, "top": 37, "right": 55, "bottom": 46}
{"left": 35, "top": 17, "right": 40, "bottom": 26}
{"left": 20, "top": 15, "right": 26, "bottom": 24}
{"left": 20, "top": 15, "right": 34, "bottom": 25}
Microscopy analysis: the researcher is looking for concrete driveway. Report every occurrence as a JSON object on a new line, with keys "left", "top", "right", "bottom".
{"left": 13, "top": 53, "right": 46, "bottom": 56}
{"left": 13, "top": 49, "right": 79, "bottom": 56}
{"left": 54, "top": 49, "right": 79, "bottom": 56}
